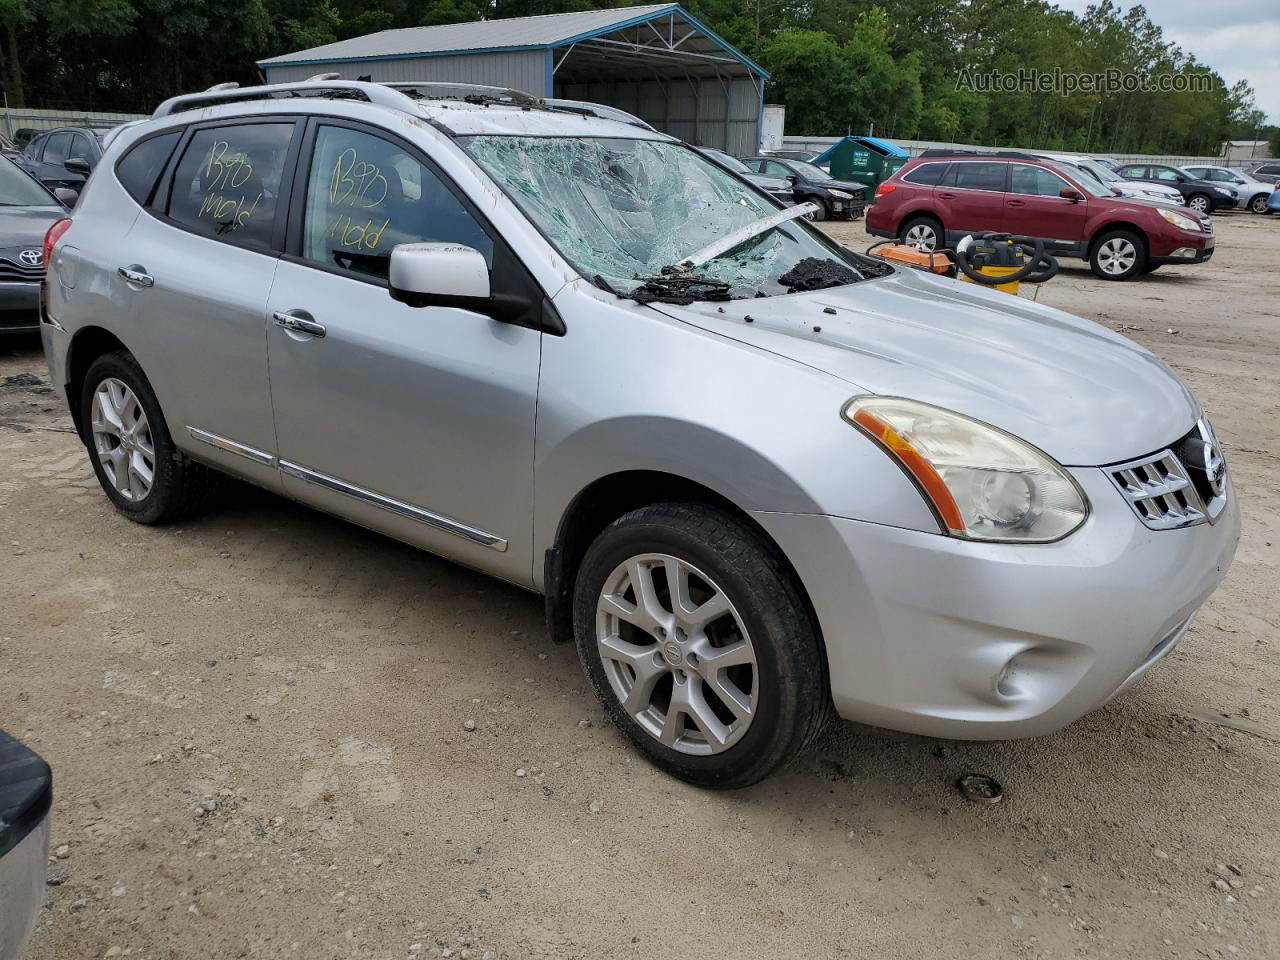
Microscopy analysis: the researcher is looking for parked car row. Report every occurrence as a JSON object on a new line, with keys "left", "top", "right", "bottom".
{"left": 867, "top": 150, "right": 1216, "bottom": 281}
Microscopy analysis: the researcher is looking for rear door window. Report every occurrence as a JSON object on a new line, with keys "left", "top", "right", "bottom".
{"left": 951, "top": 161, "right": 1006, "bottom": 191}
{"left": 167, "top": 122, "right": 295, "bottom": 249}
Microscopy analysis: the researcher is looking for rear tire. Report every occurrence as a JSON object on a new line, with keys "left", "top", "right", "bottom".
{"left": 572, "top": 501, "right": 831, "bottom": 789}
{"left": 81, "top": 351, "right": 222, "bottom": 524}
{"left": 899, "top": 215, "right": 942, "bottom": 251}
{"left": 1249, "top": 194, "right": 1269, "bottom": 215}
{"left": 1089, "top": 229, "right": 1146, "bottom": 281}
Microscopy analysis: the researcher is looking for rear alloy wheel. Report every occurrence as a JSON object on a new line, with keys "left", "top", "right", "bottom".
{"left": 1249, "top": 194, "right": 1269, "bottom": 215}
{"left": 573, "top": 502, "right": 831, "bottom": 788}
{"left": 91, "top": 378, "right": 155, "bottom": 503}
{"left": 81, "top": 351, "right": 222, "bottom": 524}
{"left": 1090, "top": 229, "right": 1146, "bottom": 281}
{"left": 900, "top": 216, "right": 940, "bottom": 251}
{"left": 1186, "top": 194, "right": 1211, "bottom": 214}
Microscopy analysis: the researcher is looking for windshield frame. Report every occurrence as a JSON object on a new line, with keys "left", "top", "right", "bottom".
{"left": 0, "top": 155, "right": 59, "bottom": 207}
{"left": 457, "top": 134, "right": 884, "bottom": 300}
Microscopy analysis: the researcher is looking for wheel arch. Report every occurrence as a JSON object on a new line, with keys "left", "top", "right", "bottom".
{"left": 542, "top": 469, "right": 819, "bottom": 650}
{"left": 65, "top": 326, "right": 132, "bottom": 441}
{"left": 1087, "top": 220, "right": 1148, "bottom": 257}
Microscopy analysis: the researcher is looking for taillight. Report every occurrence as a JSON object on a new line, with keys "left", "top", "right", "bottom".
{"left": 43, "top": 218, "right": 72, "bottom": 268}
{"left": 875, "top": 181, "right": 897, "bottom": 198}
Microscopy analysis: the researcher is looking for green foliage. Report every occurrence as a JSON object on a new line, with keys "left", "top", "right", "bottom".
{"left": 0, "top": 0, "right": 1263, "bottom": 157}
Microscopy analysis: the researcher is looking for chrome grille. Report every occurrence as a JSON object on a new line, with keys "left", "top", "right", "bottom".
{"left": 0, "top": 256, "right": 44, "bottom": 282}
{"left": 1108, "top": 418, "right": 1228, "bottom": 530}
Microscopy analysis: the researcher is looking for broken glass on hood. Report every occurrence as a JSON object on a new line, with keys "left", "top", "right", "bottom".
{"left": 461, "top": 135, "right": 882, "bottom": 303}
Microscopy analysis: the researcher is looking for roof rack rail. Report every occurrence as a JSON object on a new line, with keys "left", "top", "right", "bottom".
{"left": 542, "top": 98, "right": 654, "bottom": 131}
{"left": 919, "top": 148, "right": 1040, "bottom": 160}
{"left": 152, "top": 80, "right": 423, "bottom": 119}
{"left": 380, "top": 81, "right": 539, "bottom": 106}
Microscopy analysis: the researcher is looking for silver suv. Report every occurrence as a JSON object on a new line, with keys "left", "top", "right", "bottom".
{"left": 41, "top": 81, "right": 1239, "bottom": 787}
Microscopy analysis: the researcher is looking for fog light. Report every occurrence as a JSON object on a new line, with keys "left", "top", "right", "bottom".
{"left": 1170, "top": 247, "right": 1198, "bottom": 258}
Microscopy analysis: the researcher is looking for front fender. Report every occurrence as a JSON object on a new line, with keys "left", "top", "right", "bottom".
{"left": 532, "top": 285, "right": 939, "bottom": 586}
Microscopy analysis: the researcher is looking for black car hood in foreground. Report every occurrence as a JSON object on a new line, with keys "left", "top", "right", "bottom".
{"left": 0, "top": 204, "right": 63, "bottom": 249}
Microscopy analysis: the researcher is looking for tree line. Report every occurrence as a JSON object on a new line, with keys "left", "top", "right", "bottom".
{"left": 1, "top": 0, "right": 1273, "bottom": 156}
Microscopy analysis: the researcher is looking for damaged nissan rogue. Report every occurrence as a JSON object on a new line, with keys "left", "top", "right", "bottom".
{"left": 41, "top": 81, "right": 1239, "bottom": 788}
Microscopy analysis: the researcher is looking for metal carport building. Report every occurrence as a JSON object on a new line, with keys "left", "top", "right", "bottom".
{"left": 256, "top": 4, "right": 768, "bottom": 156}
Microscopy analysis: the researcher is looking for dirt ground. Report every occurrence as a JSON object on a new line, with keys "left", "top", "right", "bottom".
{"left": 2, "top": 212, "right": 1278, "bottom": 960}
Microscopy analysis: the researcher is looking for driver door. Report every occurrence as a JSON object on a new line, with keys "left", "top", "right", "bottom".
{"left": 266, "top": 118, "right": 542, "bottom": 584}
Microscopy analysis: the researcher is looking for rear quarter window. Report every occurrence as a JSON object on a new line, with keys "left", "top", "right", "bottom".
{"left": 116, "top": 131, "right": 182, "bottom": 205}
{"left": 901, "top": 162, "right": 948, "bottom": 186}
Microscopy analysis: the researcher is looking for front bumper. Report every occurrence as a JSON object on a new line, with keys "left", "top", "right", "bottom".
{"left": 0, "top": 282, "right": 40, "bottom": 334}
{"left": 755, "top": 466, "right": 1240, "bottom": 740}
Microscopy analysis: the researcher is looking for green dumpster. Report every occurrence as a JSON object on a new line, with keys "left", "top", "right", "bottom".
{"left": 820, "top": 136, "right": 910, "bottom": 191}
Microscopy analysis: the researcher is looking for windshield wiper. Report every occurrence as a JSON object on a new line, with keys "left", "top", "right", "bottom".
{"left": 672, "top": 201, "right": 820, "bottom": 269}
{"left": 628, "top": 268, "right": 731, "bottom": 306}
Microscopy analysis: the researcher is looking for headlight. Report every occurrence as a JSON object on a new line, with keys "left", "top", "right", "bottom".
{"left": 1158, "top": 207, "right": 1200, "bottom": 231}
{"left": 828, "top": 189, "right": 854, "bottom": 199}
{"left": 1212, "top": 187, "right": 1231, "bottom": 197}
{"left": 844, "top": 397, "right": 1089, "bottom": 542}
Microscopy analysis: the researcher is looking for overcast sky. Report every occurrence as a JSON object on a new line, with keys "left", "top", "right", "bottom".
{"left": 1054, "top": 0, "right": 1278, "bottom": 126}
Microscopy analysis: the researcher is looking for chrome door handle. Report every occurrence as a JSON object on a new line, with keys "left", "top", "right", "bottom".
{"left": 117, "top": 266, "right": 154, "bottom": 287}
{"left": 272, "top": 310, "right": 326, "bottom": 338}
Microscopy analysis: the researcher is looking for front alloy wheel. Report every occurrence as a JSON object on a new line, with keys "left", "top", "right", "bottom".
{"left": 1096, "top": 236, "right": 1137, "bottom": 275}
{"left": 596, "top": 553, "right": 757, "bottom": 755}
{"left": 572, "top": 501, "right": 832, "bottom": 788}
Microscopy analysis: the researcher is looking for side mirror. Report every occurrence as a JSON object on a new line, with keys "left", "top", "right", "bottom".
{"left": 1059, "top": 188, "right": 1083, "bottom": 202}
{"left": 54, "top": 187, "right": 79, "bottom": 207}
{"left": 389, "top": 243, "right": 491, "bottom": 310}
{"left": 1111, "top": 187, "right": 1123, "bottom": 196}
{"left": 788, "top": 175, "right": 798, "bottom": 184}
{"left": 64, "top": 157, "right": 92, "bottom": 177}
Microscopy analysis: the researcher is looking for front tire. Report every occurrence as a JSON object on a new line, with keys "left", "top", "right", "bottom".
{"left": 1089, "top": 229, "right": 1146, "bottom": 281}
{"left": 81, "top": 351, "right": 222, "bottom": 524}
{"left": 572, "top": 502, "right": 831, "bottom": 789}
{"left": 811, "top": 200, "right": 828, "bottom": 221}
{"left": 1186, "top": 193, "right": 1211, "bottom": 214}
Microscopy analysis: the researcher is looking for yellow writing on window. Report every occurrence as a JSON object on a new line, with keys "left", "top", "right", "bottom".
{"left": 328, "top": 215, "right": 389, "bottom": 250}
{"left": 199, "top": 191, "right": 263, "bottom": 231}
{"left": 330, "top": 148, "right": 390, "bottom": 209}
{"left": 203, "top": 140, "right": 253, "bottom": 191}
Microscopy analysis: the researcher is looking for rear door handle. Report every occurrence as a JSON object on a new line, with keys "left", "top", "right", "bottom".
{"left": 117, "top": 265, "right": 154, "bottom": 287}
{"left": 272, "top": 310, "right": 326, "bottom": 339}
{"left": 1006, "top": 199, "right": 1026, "bottom": 207}
{"left": 938, "top": 192, "right": 957, "bottom": 199}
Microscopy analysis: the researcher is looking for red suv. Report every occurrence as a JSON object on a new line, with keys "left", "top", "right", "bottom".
{"left": 866, "top": 151, "right": 1214, "bottom": 280}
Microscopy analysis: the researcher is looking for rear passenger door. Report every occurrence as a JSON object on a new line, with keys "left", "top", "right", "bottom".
{"left": 1003, "top": 163, "right": 1088, "bottom": 248}
{"left": 935, "top": 160, "right": 1007, "bottom": 240}
{"left": 118, "top": 119, "right": 302, "bottom": 488}
{"left": 264, "top": 118, "right": 542, "bottom": 584}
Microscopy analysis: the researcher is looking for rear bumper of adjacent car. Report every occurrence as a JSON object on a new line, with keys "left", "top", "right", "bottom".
{"left": 754, "top": 465, "right": 1240, "bottom": 740}
{"left": 0, "top": 281, "right": 41, "bottom": 335}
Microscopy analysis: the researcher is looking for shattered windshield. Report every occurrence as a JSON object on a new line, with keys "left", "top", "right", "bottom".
{"left": 461, "top": 135, "right": 883, "bottom": 302}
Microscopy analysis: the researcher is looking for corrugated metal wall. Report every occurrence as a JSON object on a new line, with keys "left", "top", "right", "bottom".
{"left": 263, "top": 51, "right": 548, "bottom": 96}
{"left": 557, "top": 76, "right": 759, "bottom": 155}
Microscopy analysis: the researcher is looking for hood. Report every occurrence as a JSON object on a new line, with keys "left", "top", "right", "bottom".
{"left": 745, "top": 173, "right": 791, "bottom": 192}
{"left": 650, "top": 266, "right": 1197, "bottom": 466}
{"left": 0, "top": 204, "right": 63, "bottom": 249}
{"left": 816, "top": 179, "right": 864, "bottom": 195}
